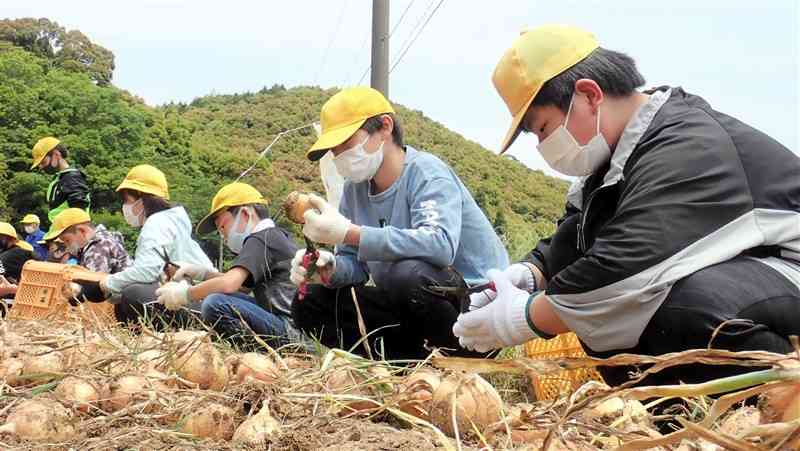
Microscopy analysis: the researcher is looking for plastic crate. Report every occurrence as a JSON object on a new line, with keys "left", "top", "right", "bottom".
{"left": 8, "top": 260, "right": 116, "bottom": 326}
{"left": 524, "top": 332, "right": 604, "bottom": 401}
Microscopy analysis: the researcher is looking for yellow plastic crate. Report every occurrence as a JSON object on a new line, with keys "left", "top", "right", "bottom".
{"left": 524, "top": 332, "right": 604, "bottom": 401}
{"left": 8, "top": 261, "right": 116, "bottom": 326}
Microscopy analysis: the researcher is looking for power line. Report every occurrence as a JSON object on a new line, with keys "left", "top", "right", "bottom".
{"left": 355, "top": 0, "right": 417, "bottom": 86}
{"left": 388, "top": 0, "right": 436, "bottom": 74}
{"left": 313, "top": 0, "right": 350, "bottom": 87}
{"left": 236, "top": 123, "right": 315, "bottom": 182}
{"left": 389, "top": 0, "right": 445, "bottom": 74}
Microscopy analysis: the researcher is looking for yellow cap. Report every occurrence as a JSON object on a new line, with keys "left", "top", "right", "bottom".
{"left": 492, "top": 25, "right": 599, "bottom": 154}
{"left": 306, "top": 86, "right": 395, "bottom": 161}
{"left": 0, "top": 222, "right": 17, "bottom": 240}
{"left": 20, "top": 214, "right": 40, "bottom": 225}
{"left": 16, "top": 241, "right": 33, "bottom": 252}
{"left": 31, "top": 137, "right": 61, "bottom": 169}
{"left": 116, "top": 164, "right": 170, "bottom": 199}
{"left": 196, "top": 182, "right": 267, "bottom": 235}
{"left": 43, "top": 208, "right": 92, "bottom": 241}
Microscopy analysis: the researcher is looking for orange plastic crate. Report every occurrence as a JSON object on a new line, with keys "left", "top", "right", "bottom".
{"left": 524, "top": 332, "right": 604, "bottom": 401}
{"left": 8, "top": 261, "right": 116, "bottom": 326}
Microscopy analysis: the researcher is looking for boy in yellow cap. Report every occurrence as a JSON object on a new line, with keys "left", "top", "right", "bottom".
{"left": 0, "top": 222, "right": 35, "bottom": 284}
{"left": 291, "top": 86, "right": 509, "bottom": 360}
{"left": 31, "top": 137, "right": 91, "bottom": 222}
{"left": 45, "top": 208, "right": 131, "bottom": 276}
{"left": 20, "top": 214, "right": 47, "bottom": 260}
{"left": 155, "top": 182, "right": 302, "bottom": 350}
{"left": 454, "top": 24, "right": 800, "bottom": 388}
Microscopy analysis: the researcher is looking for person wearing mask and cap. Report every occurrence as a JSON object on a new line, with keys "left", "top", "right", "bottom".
{"left": 155, "top": 182, "right": 302, "bottom": 350}
{"left": 97, "top": 165, "right": 214, "bottom": 327}
{"left": 30, "top": 137, "right": 91, "bottom": 222}
{"left": 0, "top": 222, "right": 35, "bottom": 284}
{"left": 290, "top": 86, "right": 509, "bottom": 361}
{"left": 45, "top": 238, "right": 79, "bottom": 265}
{"left": 20, "top": 214, "right": 47, "bottom": 260}
{"left": 453, "top": 25, "right": 800, "bottom": 387}
{"left": 45, "top": 208, "right": 131, "bottom": 275}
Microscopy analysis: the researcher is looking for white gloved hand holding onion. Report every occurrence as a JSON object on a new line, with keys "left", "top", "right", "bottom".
{"left": 301, "top": 194, "right": 351, "bottom": 245}
{"left": 173, "top": 261, "right": 212, "bottom": 282}
{"left": 453, "top": 269, "right": 539, "bottom": 353}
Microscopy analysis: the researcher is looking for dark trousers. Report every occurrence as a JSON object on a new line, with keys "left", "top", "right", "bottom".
{"left": 586, "top": 256, "right": 800, "bottom": 387}
{"left": 114, "top": 282, "right": 202, "bottom": 331}
{"left": 291, "top": 259, "right": 487, "bottom": 361}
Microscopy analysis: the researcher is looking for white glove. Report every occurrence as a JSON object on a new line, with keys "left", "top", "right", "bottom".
{"left": 155, "top": 280, "right": 190, "bottom": 311}
{"left": 302, "top": 194, "right": 351, "bottom": 245}
{"left": 504, "top": 263, "right": 537, "bottom": 293}
{"left": 173, "top": 261, "right": 211, "bottom": 282}
{"left": 468, "top": 288, "right": 497, "bottom": 311}
{"left": 453, "top": 269, "right": 538, "bottom": 353}
{"left": 290, "top": 248, "right": 336, "bottom": 287}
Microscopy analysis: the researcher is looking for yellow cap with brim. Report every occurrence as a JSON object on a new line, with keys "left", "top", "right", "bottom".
{"left": 20, "top": 214, "right": 40, "bottom": 225}
{"left": 306, "top": 86, "right": 395, "bottom": 161}
{"left": 197, "top": 182, "right": 268, "bottom": 235}
{"left": 31, "top": 137, "right": 60, "bottom": 169}
{"left": 116, "top": 164, "right": 170, "bottom": 199}
{"left": 0, "top": 222, "right": 17, "bottom": 240}
{"left": 492, "top": 25, "right": 599, "bottom": 154}
{"left": 43, "top": 208, "right": 91, "bottom": 241}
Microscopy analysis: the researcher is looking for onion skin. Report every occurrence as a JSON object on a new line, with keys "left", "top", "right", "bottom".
{"left": 0, "top": 399, "right": 76, "bottom": 442}
{"left": 228, "top": 353, "right": 279, "bottom": 385}
{"left": 398, "top": 370, "right": 441, "bottom": 421}
{"left": 233, "top": 401, "right": 281, "bottom": 445}
{"left": 759, "top": 359, "right": 800, "bottom": 423}
{"left": 429, "top": 373, "right": 504, "bottom": 437}
{"left": 55, "top": 377, "right": 100, "bottom": 413}
{"left": 173, "top": 339, "right": 228, "bottom": 391}
{"left": 104, "top": 374, "right": 167, "bottom": 412}
{"left": 283, "top": 191, "right": 313, "bottom": 224}
{"left": 179, "top": 403, "right": 236, "bottom": 441}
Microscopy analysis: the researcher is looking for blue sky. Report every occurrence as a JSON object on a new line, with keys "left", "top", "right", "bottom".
{"left": 6, "top": 1, "right": 798, "bottom": 177}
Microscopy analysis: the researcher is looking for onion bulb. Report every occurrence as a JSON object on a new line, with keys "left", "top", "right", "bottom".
{"left": 104, "top": 374, "right": 167, "bottom": 412}
{"left": 55, "top": 377, "right": 100, "bottom": 413}
{"left": 178, "top": 403, "right": 236, "bottom": 441}
{"left": 760, "top": 359, "right": 800, "bottom": 423}
{"left": 398, "top": 370, "right": 441, "bottom": 421}
{"left": 173, "top": 339, "right": 228, "bottom": 391}
{"left": 429, "top": 373, "right": 504, "bottom": 437}
{"left": 233, "top": 400, "right": 281, "bottom": 445}
{"left": 21, "top": 351, "right": 64, "bottom": 383}
{"left": 283, "top": 191, "right": 314, "bottom": 224}
{"left": 228, "top": 352, "right": 279, "bottom": 385}
{"left": 0, "top": 358, "right": 24, "bottom": 386}
{"left": 0, "top": 399, "right": 76, "bottom": 441}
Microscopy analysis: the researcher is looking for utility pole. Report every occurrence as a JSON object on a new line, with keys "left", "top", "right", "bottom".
{"left": 371, "top": 0, "right": 389, "bottom": 97}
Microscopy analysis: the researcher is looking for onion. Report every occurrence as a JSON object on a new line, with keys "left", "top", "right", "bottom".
{"left": 760, "top": 359, "right": 800, "bottom": 423}
{"left": 228, "top": 353, "right": 279, "bottom": 385}
{"left": 105, "top": 374, "right": 167, "bottom": 412}
{"left": 0, "top": 399, "right": 76, "bottom": 441}
{"left": 55, "top": 377, "right": 100, "bottom": 413}
{"left": 169, "top": 330, "right": 208, "bottom": 343}
{"left": 283, "top": 191, "right": 314, "bottom": 224}
{"left": 137, "top": 349, "right": 164, "bottom": 370}
{"left": 283, "top": 355, "right": 314, "bottom": 370}
{"left": 173, "top": 339, "right": 228, "bottom": 391}
{"left": 398, "top": 370, "right": 441, "bottom": 421}
{"left": 429, "top": 373, "right": 504, "bottom": 437}
{"left": 233, "top": 400, "right": 281, "bottom": 445}
{"left": 178, "top": 403, "right": 236, "bottom": 441}
{"left": 21, "top": 351, "right": 64, "bottom": 383}
{"left": 0, "top": 358, "right": 24, "bottom": 386}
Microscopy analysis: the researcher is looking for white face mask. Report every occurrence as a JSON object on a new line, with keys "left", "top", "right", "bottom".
{"left": 333, "top": 136, "right": 385, "bottom": 183}
{"left": 225, "top": 210, "right": 255, "bottom": 254}
{"left": 24, "top": 225, "right": 37, "bottom": 235}
{"left": 122, "top": 199, "right": 144, "bottom": 228}
{"left": 537, "top": 93, "right": 611, "bottom": 176}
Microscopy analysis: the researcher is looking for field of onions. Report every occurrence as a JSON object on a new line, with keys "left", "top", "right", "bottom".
{"left": 0, "top": 318, "right": 797, "bottom": 450}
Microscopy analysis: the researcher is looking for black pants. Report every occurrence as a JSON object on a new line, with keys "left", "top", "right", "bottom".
{"left": 291, "top": 259, "right": 487, "bottom": 361}
{"left": 114, "top": 282, "right": 203, "bottom": 331}
{"left": 586, "top": 256, "right": 800, "bottom": 387}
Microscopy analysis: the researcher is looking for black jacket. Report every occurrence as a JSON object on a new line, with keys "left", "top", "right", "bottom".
{"left": 48, "top": 168, "right": 91, "bottom": 211}
{"left": 0, "top": 245, "right": 34, "bottom": 283}
{"left": 523, "top": 87, "right": 800, "bottom": 352}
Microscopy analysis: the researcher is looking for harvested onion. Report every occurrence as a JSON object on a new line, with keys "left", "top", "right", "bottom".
{"left": 760, "top": 359, "right": 800, "bottom": 423}
{"left": 233, "top": 400, "right": 281, "bottom": 445}
{"left": 21, "top": 351, "right": 64, "bottom": 382}
{"left": 283, "top": 191, "right": 314, "bottom": 224}
{"left": 179, "top": 403, "right": 236, "bottom": 441}
{"left": 105, "top": 374, "right": 167, "bottom": 412}
{"left": 173, "top": 339, "right": 228, "bottom": 391}
{"left": 0, "top": 358, "right": 24, "bottom": 386}
{"left": 429, "top": 373, "right": 504, "bottom": 437}
{"left": 228, "top": 352, "right": 279, "bottom": 385}
{"left": 0, "top": 399, "right": 76, "bottom": 441}
{"left": 398, "top": 370, "right": 441, "bottom": 421}
{"left": 55, "top": 377, "right": 100, "bottom": 413}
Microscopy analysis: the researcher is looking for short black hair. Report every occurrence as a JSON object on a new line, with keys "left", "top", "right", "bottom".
{"left": 53, "top": 143, "right": 68, "bottom": 160}
{"left": 360, "top": 113, "right": 404, "bottom": 147}
{"left": 228, "top": 203, "right": 270, "bottom": 220}
{"left": 532, "top": 47, "right": 646, "bottom": 113}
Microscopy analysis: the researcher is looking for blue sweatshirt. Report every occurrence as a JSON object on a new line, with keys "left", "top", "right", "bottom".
{"left": 329, "top": 146, "right": 509, "bottom": 288}
{"left": 25, "top": 229, "right": 47, "bottom": 260}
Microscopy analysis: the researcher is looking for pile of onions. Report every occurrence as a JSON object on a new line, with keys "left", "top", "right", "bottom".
{"left": 179, "top": 403, "right": 236, "bottom": 441}
{"left": 398, "top": 370, "right": 442, "bottom": 422}
{"left": 0, "top": 399, "right": 77, "bottom": 441}
{"left": 429, "top": 373, "right": 504, "bottom": 437}
{"left": 173, "top": 339, "right": 228, "bottom": 391}
{"left": 228, "top": 352, "right": 279, "bottom": 385}
{"left": 233, "top": 400, "right": 281, "bottom": 445}
{"left": 104, "top": 374, "right": 167, "bottom": 412}
{"left": 55, "top": 377, "right": 101, "bottom": 413}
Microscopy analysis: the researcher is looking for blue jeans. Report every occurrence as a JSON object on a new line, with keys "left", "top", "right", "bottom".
{"left": 201, "top": 292, "right": 289, "bottom": 350}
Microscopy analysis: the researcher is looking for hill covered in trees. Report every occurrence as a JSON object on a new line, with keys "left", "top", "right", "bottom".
{"left": 0, "top": 18, "right": 567, "bottom": 259}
